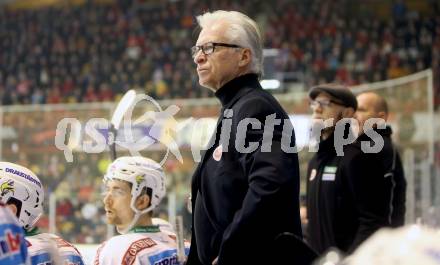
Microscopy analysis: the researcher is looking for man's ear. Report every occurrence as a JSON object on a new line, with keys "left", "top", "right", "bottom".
{"left": 342, "top": 107, "right": 355, "bottom": 118}
{"left": 238, "top": 48, "right": 251, "bottom": 67}
{"left": 378, "top": 111, "right": 388, "bottom": 122}
{"left": 136, "top": 194, "right": 150, "bottom": 211}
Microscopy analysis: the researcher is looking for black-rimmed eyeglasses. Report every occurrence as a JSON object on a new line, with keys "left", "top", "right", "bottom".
{"left": 191, "top": 42, "right": 242, "bottom": 58}
{"left": 309, "top": 99, "right": 345, "bottom": 109}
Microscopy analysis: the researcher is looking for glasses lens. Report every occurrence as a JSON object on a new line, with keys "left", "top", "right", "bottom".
{"left": 310, "top": 100, "right": 331, "bottom": 108}
{"left": 205, "top": 43, "right": 215, "bottom": 54}
{"left": 191, "top": 46, "right": 199, "bottom": 58}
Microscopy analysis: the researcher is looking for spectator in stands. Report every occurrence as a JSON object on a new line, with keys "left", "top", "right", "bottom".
{"left": 0, "top": 0, "right": 438, "bottom": 106}
{"left": 355, "top": 92, "right": 406, "bottom": 227}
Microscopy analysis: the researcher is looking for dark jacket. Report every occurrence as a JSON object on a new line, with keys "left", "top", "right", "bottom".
{"left": 187, "top": 74, "right": 302, "bottom": 265}
{"left": 360, "top": 126, "right": 406, "bottom": 227}
{"left": 306, "top": 127, "right": 393, "bottom": 254}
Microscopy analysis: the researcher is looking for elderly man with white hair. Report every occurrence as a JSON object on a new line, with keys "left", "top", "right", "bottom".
{"left": 187, "top": 10, "right": 302, "bottom": 265}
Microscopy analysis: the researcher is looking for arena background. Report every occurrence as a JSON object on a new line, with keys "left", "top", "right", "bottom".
{"left": 0, "top": 0, "right": 439, "bottom": 263}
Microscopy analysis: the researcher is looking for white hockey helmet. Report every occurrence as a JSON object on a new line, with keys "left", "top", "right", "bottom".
{"left": 0, "top": 162, "right": 44, "bottom": 230}
{"left": 104, "top": 156, "right": 166, "bottom": 216}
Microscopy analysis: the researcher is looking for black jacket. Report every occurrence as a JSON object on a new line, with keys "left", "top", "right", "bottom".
{"left": 187, "top": 74, "right": 302, "bottom": 265}
{"left": 361, "top": 126, "right": 406, "bottom": 227}
{"left": 306, "top": 127, "right": 394, "bottom": 254}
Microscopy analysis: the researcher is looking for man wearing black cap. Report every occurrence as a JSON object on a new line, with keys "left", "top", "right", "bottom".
{"left": 306, "top": 84, "right": 392, "bottom": 255}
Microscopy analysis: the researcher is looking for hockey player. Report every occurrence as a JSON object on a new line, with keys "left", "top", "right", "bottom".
{"left": 0, "top": 162, "right": 85, "bottom": 265}
{"left": 0, "top": 202, "right": 30, "bottom": 265}
{"left": 94, "top": 156, "right": 189, "bottom": 265}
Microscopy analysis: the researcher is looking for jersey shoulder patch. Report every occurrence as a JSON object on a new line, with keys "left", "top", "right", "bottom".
{"left": 122, "top": 237, "right": 157, "bottom": 265}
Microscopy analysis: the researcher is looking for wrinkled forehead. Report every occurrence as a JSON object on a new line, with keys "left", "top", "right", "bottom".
{"left": 196, "top": 21, "right": 230, "bottom": 45}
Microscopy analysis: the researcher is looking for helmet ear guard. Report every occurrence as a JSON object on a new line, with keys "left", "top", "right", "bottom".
{"left": 0, "top": 162, "right": 44, "bottom": 230}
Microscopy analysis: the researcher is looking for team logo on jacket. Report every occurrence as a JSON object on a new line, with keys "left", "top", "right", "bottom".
{"left": 213, "top": 145, "right": 222, "bottom": 161}
{"left": 309, "top": 169, "right": 317, "bottom": 181}
{"left": 322, "top": 166, "right": 337, "bottom": 181}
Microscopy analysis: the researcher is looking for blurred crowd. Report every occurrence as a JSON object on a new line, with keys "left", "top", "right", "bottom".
{"left": 0, "top": 0, "right": 439, "bottom": 107}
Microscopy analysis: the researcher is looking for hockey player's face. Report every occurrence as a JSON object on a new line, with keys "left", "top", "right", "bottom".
{"left": 102, "top": 180, "right": 135, "bottom": 230}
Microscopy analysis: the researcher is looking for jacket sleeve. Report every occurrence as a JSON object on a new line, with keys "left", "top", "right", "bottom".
{"left": 343, "top": 149, "right": 392, "bottom": 252}
{"left": 187, "top": 228, "right": 203, "bottom": 265}
{"left": 391, "top": 151, "right": 406, "bottom": 227}
{"left": 186, "top": 173, "right": 204, "bottom": 265}
{"left": 216, "top": 96, "right": 302, "bottom": 264}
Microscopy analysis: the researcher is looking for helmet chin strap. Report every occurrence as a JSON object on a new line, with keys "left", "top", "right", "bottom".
{"left": 117, "top": 206, "right": 155, "bottom": 234}
{"left": 26, "top": 212, "right": 43, "bottom": 230}
{"left": 117, "top": 212, "right": 141, "bottom": 234}
{"left": 117, "top": 181, "right": 156, "bottom": 234}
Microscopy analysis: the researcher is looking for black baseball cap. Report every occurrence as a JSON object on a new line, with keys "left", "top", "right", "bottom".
{"left": 309, "top": 83, "right": 357, "bottom": 110}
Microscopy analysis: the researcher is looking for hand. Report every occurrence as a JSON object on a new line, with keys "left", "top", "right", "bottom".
{"left": 212, "top": 257, "right": 218, "bottom": 265}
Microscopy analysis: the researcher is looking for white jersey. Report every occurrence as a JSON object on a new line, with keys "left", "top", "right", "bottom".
{"left": 26, "top": 230, "right": 85, "bottom": 265}
{"left": 94, "top": 226, "right": 189, "bottom": 265}
{"left": 0, "top": 204, "right": 30, "bottom": 265}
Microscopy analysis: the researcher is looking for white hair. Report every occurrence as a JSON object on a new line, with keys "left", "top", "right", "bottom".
{"left": 196, "top": 10, "right": 264, "bottom": 77}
